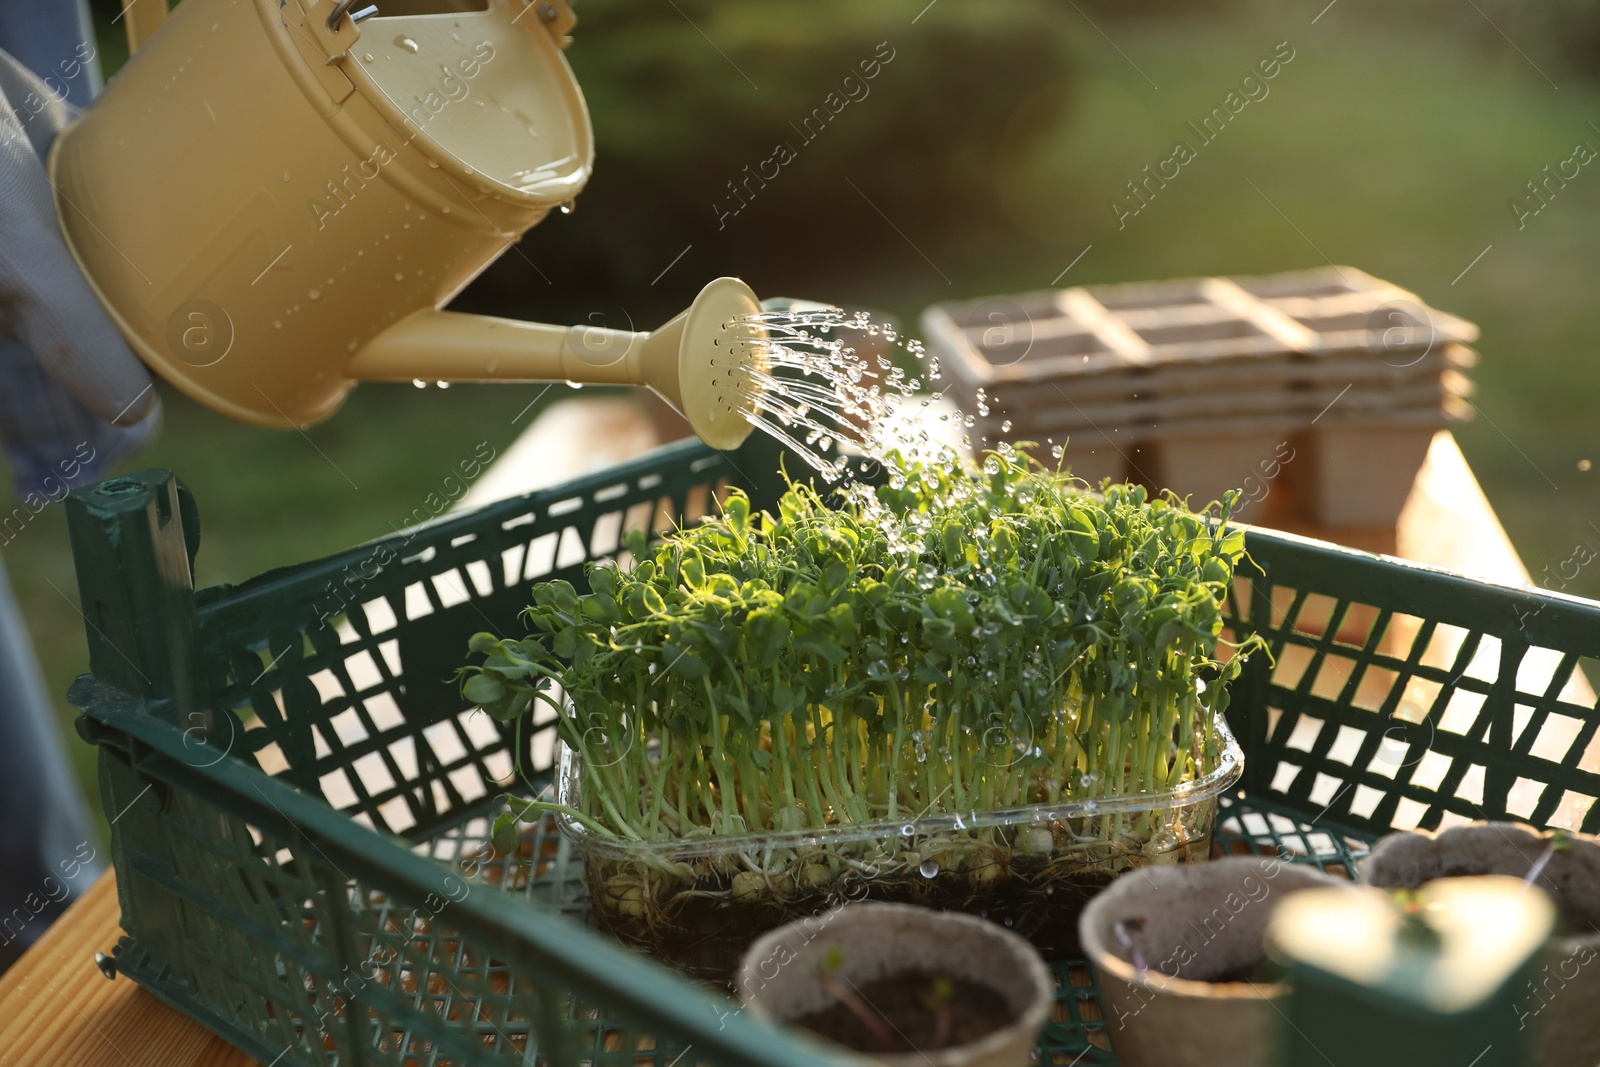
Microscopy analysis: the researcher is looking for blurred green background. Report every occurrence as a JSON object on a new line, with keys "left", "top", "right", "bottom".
{"left": 10, "top": 0, "right": 1600, "bottom": 829}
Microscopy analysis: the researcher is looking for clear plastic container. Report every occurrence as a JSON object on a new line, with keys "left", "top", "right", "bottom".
{"left": 557, "top": 715, "right": 1245, "bottom": 983}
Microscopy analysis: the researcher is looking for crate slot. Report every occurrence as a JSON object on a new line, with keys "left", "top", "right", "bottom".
{"left": 377, "top": 796, "right": 417, "bottom": 834}
{"left": 1309, "top": 772, "right": 1343, "bottom": 809}
{"left": 622, "top": 500, "right": 655, "bottom": 539}
{"left": 361, "top": 596, "right": 398, "bottom": 635}
{"left": 430, "top": 568, "right": 474, "bottom": 609}
{"left": 1531, "top": 711, "right": 1585, "bottom": 763}
{"left": 1427, "top": 620, "right": 1472, "bottom": 671}
{"left": 499, "top": 544, "right": 526, "bottom": 587}
{"left": 363, "top": 692, "right": 405, "bottom": 733}
{"left": 531, "top": 728, "right": 555, "bottom": 771}
{"left": 319, "top": 768, "right": 357, "bottom": 810}
{"left": 1506, "top": 777, "right": 1548, "bottom": 819}
{"left": 1349, "top": 783, "right": 1385, "bottom": 820}
{"left": 483, "top": 750, "right": 513, "bottom": 785}
{"left": 1390, "top": 796, "right": 1428, "bottom": 829}
{"left": 651, "top": 496, "right": 678, "bottom": 535}
{"left": 1366, "top": 744, "right": 1402, "bottom": 779}
{"left": 524, "top": 531, "right": 558, "bottom": 579}
{"left": 1310, "top": 653, "right": 1358, "bottom": 702}
{"left": 556, "top": 526, "right": 587, "bottom": 569}
{"left": 402, "top": 581, "right": 434, "bottom": 620}
{"left": 464, "top": 559, "right": 495, "bottom": 598}
{"left": 342, "top": 648, "right": 383, "bottom": 691}
{"left": 386, "top": 736, "right": 420, "bottom": 780}
{"left": 1437, "top": 687, "right": 1486, "bottom": 735}
{"left": 1326, "top": 724, "right": 1365, "bottom": 767}
{"left": 1455, "top": 763, "right": 1487, "bottom": 805}
{"left": 447, "top": 766, "right": 486, "bottom": 803}
{"left": 1350, "top": 665, "right": 1400, "bottom": 712}
{"left": 1271, "top": 762, "right": 1301, "bottom": 792}
{"left": 1408, "top": 749, "right": 1453, "bottom": 792}
{"left": 333, "top": 617, "right": 362, "bottom": 648}
{"left": 423, "top": 721, "right": 469, "bottom": 765}
{"left": 376, "top": 638, "right": 401, "bottom": 680}
{"left": 1397, "top": 675, "right": 1443, "bottom": 719}
{"left": 590, "top": 509, "right": 624, "bottom": 556}
{"left": 307, "top": 668, "right": 344, "bottom": 703}
{"left": 254, "top": 740, "right": 290, "bottom": 778}
{"left": 1282, "top": 715, "right": 1323, "bottom": 753}
{"left": 1553, "top": 788, "right": 1596, "bottom": 830}
{"left": 329, "top": 708, "right": 369, "bottom": 746}
{"left": 352, "top": 750, "right": 398, "bottom": 794}
{"left": 398, "top": 543, "right": 438, "bottom": 567}
{"left": 461, "top": 709, "right": 499, "bottom": 750}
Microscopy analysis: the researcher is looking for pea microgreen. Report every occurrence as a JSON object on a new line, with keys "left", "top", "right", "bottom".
{"left": 462, "top": 447, "right": 1262, "bottom": 860}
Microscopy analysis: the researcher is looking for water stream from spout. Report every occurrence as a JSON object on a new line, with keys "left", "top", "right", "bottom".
{"left": 732, "top": 308, "right": 968, "bottom": 484}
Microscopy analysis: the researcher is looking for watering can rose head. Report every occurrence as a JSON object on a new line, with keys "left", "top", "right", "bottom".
{"left": 459, "top": 448, "right": 1265, "bottom": 845}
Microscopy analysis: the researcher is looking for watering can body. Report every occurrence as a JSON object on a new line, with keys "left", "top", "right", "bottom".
{"left": 49, "top": 0, "right": 760, "bottom": 447}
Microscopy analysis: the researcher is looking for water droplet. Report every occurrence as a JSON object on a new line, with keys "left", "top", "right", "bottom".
{"left": 412, "top": 379, "right": 427, "bottom": 389}
{"left": 394, "top": 35, "right": 419, "bottom": 53}
{"left": 900, "top": 823, "right": 915, "bottom": 836}
{"left": 307, "top": 289, "right": 321, "bottom": 300}
{"left": 394, "top": 272, "right": 405, "bottom": 282}
{"left": 918, "top": 859, "right": 938, "bottom": 879}
{"left": 559, "top": 200, "right": 575, "bottom": 215}
{"left": 362, "top": 52, "right": 374, "bottom": 63}
{"left": 436, "top": 381, "right": 450, "bottom": 389}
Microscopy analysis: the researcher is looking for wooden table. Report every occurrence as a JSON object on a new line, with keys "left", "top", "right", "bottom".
{"left": 0, "top": 872, "right": 255, "bottom": 1066}
{"left": 0, "top": 403, "right": 1576, "bottom": 1066}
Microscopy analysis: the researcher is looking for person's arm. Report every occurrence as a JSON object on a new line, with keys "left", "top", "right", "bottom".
{"left": 0, "top": 1, "right": 161, "bottom": 972}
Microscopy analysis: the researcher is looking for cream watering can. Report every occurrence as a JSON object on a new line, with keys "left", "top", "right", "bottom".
{"left": 49, "top": 0, "right": 764, "bottom": 449}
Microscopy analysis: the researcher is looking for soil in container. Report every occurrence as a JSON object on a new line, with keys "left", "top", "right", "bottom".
{"left": 792, "top": 969, "right": 1013, "bottom": 1055}
{"left": 587, "top": 821, "right": 1215, "bottom": 985}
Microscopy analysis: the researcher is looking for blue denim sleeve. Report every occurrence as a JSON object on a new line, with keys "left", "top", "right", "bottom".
{"left": 0, "top": 0, "right": 115, "bottom": 973}
{"left": 0, "top": 555, "right": 105, "bottom": 971}
{"left": 0, "top": 0, "right": 101, "bottom": 109}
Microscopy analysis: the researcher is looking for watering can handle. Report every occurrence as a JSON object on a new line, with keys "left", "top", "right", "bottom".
{"left": 120, "top": 0, "right": 169, "bottom": 55}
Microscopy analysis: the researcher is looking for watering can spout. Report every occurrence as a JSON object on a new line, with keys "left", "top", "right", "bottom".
{"left": 347, "top": 277, "right": 763, "bottom": 450}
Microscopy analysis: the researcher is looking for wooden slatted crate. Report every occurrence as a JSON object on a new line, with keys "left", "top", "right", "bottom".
{"left": 922, "top": 266, "right": 1479, "bottom": 536}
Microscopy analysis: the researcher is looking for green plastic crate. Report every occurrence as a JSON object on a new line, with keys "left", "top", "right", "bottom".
{"left": 64, "top": 434, "right": 1600, "bottom": 1066}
